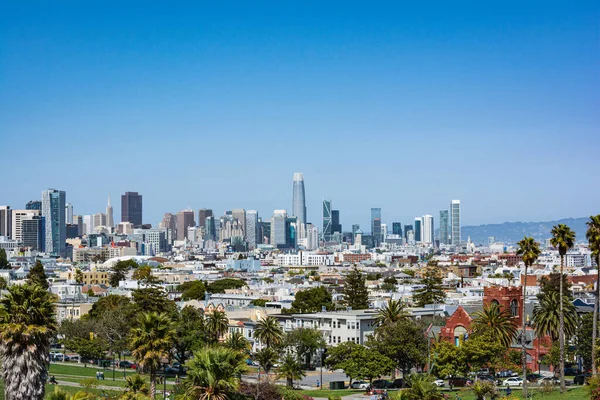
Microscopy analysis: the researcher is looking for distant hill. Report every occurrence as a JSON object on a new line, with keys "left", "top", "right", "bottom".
{"left": 461, "top": 217, "right": 589, "bottom": 245}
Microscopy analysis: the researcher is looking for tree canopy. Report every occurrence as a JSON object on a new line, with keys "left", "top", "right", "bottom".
{"left": 26, "top": 260, "right": 49, "bottom": 290}
{"left": 290, "top": 286, "right": 333, "bottom": 313}
{"left": 178, "top": 280, "right": 206, "bottom": 301}
{"left": 207, "top": 278, "right": 247, "bottom": 293}
{"left": 0, "top": 248, "right": 10, "bottom": 269}
{"left": 325, "top": 341, "right": 394, "bottom": 383}
{"left": 412, "top": 267, "right": 446, "bottom": 307}
{"left": 343, "top": 266, "right": 369, "bottom": 310}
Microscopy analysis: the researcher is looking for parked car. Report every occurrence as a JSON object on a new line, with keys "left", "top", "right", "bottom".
{"left": 350, "top": 381, "right": 369, "bottom": 389}
{"left": 497, "top": 370, "right": 517, "bottom": 378}
{"left": 119, "top": 360, "right": 136, "bottom": 369}
{"left": 69, "top": 355, "right": 80, "bottom": 363}
{"left": 433, "top": 379, "right": 445, "bottom": 387}
{"left": 564, "top": 367, "right": 580, "bottom": 376}
{"left": 574, "top": 373, "right": 592, "bottom": 385}
{"left": 503, "top": 377, "right": 524, "bottom": 387}
{"left": 390, "top": 379, "right": 404, "bottom": 388}
{"left": 448, "top": 377, "right": 472, "bottom": 387}
{"left": 540, "top": 376, "right": 560, "bottom": 385}
{"left": 372, "top": 379, "right": 392, "bottom": 389}
{"left": 477, "top": 375, "right": 495, "bottom": 383}
{"left": 526, "top": 373, "right": 543, "bottom": 383}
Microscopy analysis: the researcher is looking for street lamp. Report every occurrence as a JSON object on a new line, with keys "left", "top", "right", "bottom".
{"left": 162, "top": 359, "right": 169, "bottom": 400}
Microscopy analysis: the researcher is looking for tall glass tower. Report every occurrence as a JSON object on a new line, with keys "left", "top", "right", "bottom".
{"left": 292, "top": 173, "right": 307, "bottom": 225}
{"left": 451, "top": 200, "right": 461, "bottom": 245}
{"left": 42, "top": 189, "right": 66, "bottom": 257}
{"left": 371, "top": 208, "right": 382, "bottom": 246}
{"left": 439, "top": 210, "right": 449, "bottom": 244}
{"left": 322, "top": 199, "right": 332, "bottom": 241}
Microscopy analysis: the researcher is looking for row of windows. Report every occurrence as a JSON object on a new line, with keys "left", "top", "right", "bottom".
{"left": 329, "top": 336, "right": 360, "bottom": 344}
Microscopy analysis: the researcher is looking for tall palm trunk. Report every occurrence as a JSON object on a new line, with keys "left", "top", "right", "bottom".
{"left": 594, "top": 255, "right": 600, "bottom": 376}
{"left": 522, "top": 263, "right": 528, "bottom": 398}
{"left": 2, "top": 347, "right": 48, "bottom": 400}
{"left": 150, "top": 371, "right": 156, "bottom": 400}
{"left": 559, "top": 255, "right": 566, "bottom": 393}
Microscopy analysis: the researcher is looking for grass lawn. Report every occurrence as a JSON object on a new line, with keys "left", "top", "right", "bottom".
{"left": 49, "top": 362, "right": 137, "bottom": 377}
{"left": 0, "top": 381, "right": 120, "bottom": 399}
{"left": 300, "top": 389, "right": 365, "bottom": 397}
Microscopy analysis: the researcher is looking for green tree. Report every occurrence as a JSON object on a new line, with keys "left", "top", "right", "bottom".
{"left": 254, "top": 347, "right": 279, "bottom": 376}
{"left": 130, "top": 312, "right": 175, "bottom": 399}
{"left": 60, "top": 318, "right": 108, "bottom": 366}
{"left": 539, "top": 272, "right": 572, "bottom": 299}
{"left": 205, "top": 311, "right": 229, "bottom": 344}
{"left": 95, "top": 305, "right": 132, "bottom": 365}
{"left": 249, "top": 299, "right": 268, "bottom": 307}
{"left": 550, "top": 223, "right": 575, "bottom": 393}
{"left": 400, "top": 374, "right": 445, "bottom": 400}
{"left": 471, "top": 302, "right": 517, "bottom": 348}
{"left": 343, "top": 266, "right": 369, "bottom": 310}
{"left": 462, "top": 330, "right": 506, "bottom": 374}
{"left": 178, "top": 280, "right": 206, "bottom": 301}
{"left": 412, "top": 267, "right": 446, "bottom": 307}
{"left": 0, "top": 276, "right": 7, "bottom": 289}
{"left": 109, "top": 259, "right": 138, "bottom": 287}
{"left": 587, "top": 215, "right": 600, "bottom": 376}
{"left": 207, "top": 278, "right": 247, "bottom": 293}
{"left": 225, "top": 331, "right": 251, "bottom": 353}
{"left": 284, "top": 327, "right": 325, "bottom": 367}
{"left": 532, "top": 290, "right": 578, "bottom": 342}
{"left": 290, "top": 286, "right": 333, "bottom": 313}
{"left": 325, "top": 342, "right": 394, "bottom": 384}
{"left": 88, "top": 294, "right": 133, "bottom": 319}
{"left": 277, "top": 354, "right": 306, "bottom": 388}
{"left": 26, "top": 260, "right": 49, "bottom": 290}
{"left": 254, "top": 316, "right": 284, "bottom": 348}
{"left": 179, "top": 347, "right": 247, "bottom": 400}
{"left": 172, "top": 306, "right": 205, "bottom": 365}
{"left": 576, "top": 313, "right": 594, "bottom": 373}
{"left": 367, "top": 319, "right": 427, "bottom": 378}
{"left": 0, "top": 248, "right": 11, "bottom": 269}
{"left": 375, "top": 299, "right": 409, "bottom": 327}
{"left": 74, "top": 268, "right": 84, "bottom": 284}
{"left": 0, "top": 283, "right": 57, "bottom": 400}
{"left": 517, "top": 235, "right": 541, "bottom": 397}
{"left": 431, "top": 341, "right": 467, "bottom": 378}
{"left": 132, "top": 286, "right": 178, "bottom": 315}
{"left": 131, "top": 265, "right": 161, "bottom": 285}
{"left": 381, "top": 276, "right": 398, "bottom": 292}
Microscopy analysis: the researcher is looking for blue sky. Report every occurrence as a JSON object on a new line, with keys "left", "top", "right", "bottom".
{"left": 1, "top": 1, "right": 598, "bottom": 229}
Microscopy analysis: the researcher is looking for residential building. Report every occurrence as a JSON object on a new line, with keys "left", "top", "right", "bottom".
{"left": 121, "top": 192, "right": 143, "bottom": 227}
{"left": 292, "top": 172, "right": 307, "bottom": 225}
{"left": 451, "top": 200, "right": 461, "bottom": 245}
{"left": 42, "top": 189, "right": 67, "bottom": 257}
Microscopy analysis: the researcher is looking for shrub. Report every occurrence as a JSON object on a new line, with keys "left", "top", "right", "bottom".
{"left": 471, "top": 380, "right": 498, "bottom": 400}
{"left": 238, "top": 381, "right": 282, "bottom": 400}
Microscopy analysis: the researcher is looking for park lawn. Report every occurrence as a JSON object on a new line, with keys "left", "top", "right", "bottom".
{"left": 0, "top": 381, "right": 120, "bottom": 399}
{"left": 49, "top": 362, "right": 137, "bottom": 377}
{"left": 300, "top": 389, "right": 365, "bottom": 397}
{"left": 54, "top": 375, "right": 176, "bottom": 390}
{"left": 449, "top": 385, "right": 587, "bottom": 400}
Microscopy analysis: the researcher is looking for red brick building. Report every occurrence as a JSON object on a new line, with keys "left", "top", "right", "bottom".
{"left": 484, "top": 286, "right": 523, "bottom": 328}
{"left": 439, "top": 306, "right": 472, "bottom": 346}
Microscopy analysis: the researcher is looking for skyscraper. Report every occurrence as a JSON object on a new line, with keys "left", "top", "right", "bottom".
{"left": 422, "top": 215, "right": 434, "bottom": 245}
{"left": 13, "top": 210, "right": 38, "bottom": 242}
{"left": 404, "top": 224, "right": 413, "bottom": 241}
{"left": 414, "top": 217, "right": 422, "bottom": 243}
{"left": 65, "top": 203, "right": 73, "bottom": 225}
{"left": 42, "top": 189, "right": 66, "bottom": 257}
{"left": 25, "top": 200, "right": 42, "bottom": 211}
{"left": 439, "top": 210, "right": 449, "bottom": 245}
{"left": 451, "top": 200, "right": 461, "bottom": 245}
{"left": 198, "top": 209, "right": 213, "bottom": 230}
{"left": 332, "top": 210, "right": 342, "bottom": 233}
{"left": 176, "top": 209, "right": 195, "bottom": 241}
{"left": 232, "top": 209, "right": 246, "bottom": 233}
{"left": 159, "top": 213, "right": 177, "bottom": 243}
{"left": 371, "top": 208, "right": 382, "bottom": 246}
{"left": 392, "top": 222, "right": 402, "bottom": 236}
{"left": 22, "top": 215, "right": 44, "bottom": 251}
{"left": 106, "top": 195, "right": 114, "bottom": 227}
{"left": 322, "top": 199, "right": 332, "bottom": 241}
{"left": 245, "top": 210, "right": 259, "bottom": 250}
{"left": 0, "top": 206, "right": 11, "bottom": 238}
{"left": 121, "top": 192, "right": 143, "bottom": 227}
{"left": 292, "top": 173, "right": 307, "bottom": 225}
{"left": 271, "top": 210, "right": 288, "bottom": 248}
{"left": 93, "top": 213, "right": 107, "bottom": 228}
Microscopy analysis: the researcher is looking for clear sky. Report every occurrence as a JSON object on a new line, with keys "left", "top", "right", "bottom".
{"left": 1, "top": 1, "right": 598, "bottom": 229}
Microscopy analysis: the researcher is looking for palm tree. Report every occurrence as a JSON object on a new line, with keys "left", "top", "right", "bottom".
{"left": 122, "top": 374, "right": 150, "bottom": 400}
{"left": 516, "top": 236, "right": 541, "bottom": 397}
{"left": 0, "top": 283, "right": 56, "bottom": 400}
{"left": 254, "top": 347, "right": 279, "bottom": 377}
{"left": 254, "top": 316, "right": 284, "bottom": 348}
{"left": 205, "top": 311, "right": 229, "bottom": 344}
{"left": 375, "top": 298, "right": 409, "bottom": 327}
{"left": 471, "top": 302, "right": 517, "bottom": 348}
{"left": 400, "top": 374, "right": 445, "bottom": 400}
{"left": 224, "top": 331, "right": 251, "bottom": 354}
{"left": 277, "top": 353, "right": 306, "bottom": 388}
{"left": 587, "top": 215, "right": 600, "bottom": 376}
{"left": 550, "top": 223, "right": 575, "bottom": 392}
{"left": 178, "top": 347, "right": 247, "bottom": 400}
{"left": 130, "top": 312, "right": 175, "bottom": 399}
{"left": 532, "top": 291, "right": 578, "bottom": 341}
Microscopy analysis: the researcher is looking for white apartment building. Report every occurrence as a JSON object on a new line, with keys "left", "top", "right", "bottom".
{"left": 277, "top": 252, "right": 335, "bottom": 266}
{"left": 11, "top": 209, "right": 39, "bottom": 242}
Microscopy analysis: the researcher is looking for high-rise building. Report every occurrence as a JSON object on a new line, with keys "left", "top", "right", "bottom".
{"left": 83, "top": 215, "right": 94, "bottom": 235}
{"left": 65, "top": 203, "right": 73, "bottom": 225}
{"left": 382, "top": 223, "right": 388, "bottom": 242}
{"left": 121, "top": 192, "right": 143, "bottom": 227}
{"left": 422, "top": 215, "right": 434, "bottom": 245}
{"left": 271, "top": 210, "right": 288, "bottom": 248}
{"left": 392, "top": 222, "right": 402, "bottom": 237}
{"left": 176, "top": 209, "right": 195, "bottom": 241}
{"left": 25, "top": 200, "right": 42, "bottom": 211}
{"left": 332, "top": 210, "right": 342, "bottom": 233}
{"left": 286, "top": 216, "right": 298, "bottom": 249}
{"left": 159, "top": 213, "right": 177, "bottom": 243}
{"left": 414, "top": 217, "right": 422, "bottom": 243}
{"left": 106, "top": 195, "right": 114, "bottom": 227}
{"left": 73, "top": 215, "right": 83, "bottom": 236}
{"left": 93, "top": 213, "right": 107, "bottom": 228}
{"left": 322, "top": 199, "right": 332, "bottom": 241}
{"left": 292, "top": 172, "right": 307, "bottom": 225}
{"left": 245, "top": 210, "right": 259, "bottom": 250}
{"left": 231, "top": 209, "right": 246, "bottom": 233}
{"left": 198, "top": 209, "right": 213, "bottom": 231}
{"left": 41, "top": 189, "right": 66, "bottom": 257}
{"left": 451, "top": 200, "right": 461, "bottom": 245}
{"left": 259, "top": 218, "right": 270, "bottom": 244}
{"left": 11, "top": 209, "right": 39, "bottom": 242}
{"left": 0, "top": 206, "right": 11, "bottom": 238}
{"left": 404, "top": 224, "right": 413, "bottom": 241}
{"left": 439, "top": 210, "right": 449, "bottom": 245}
{"left": 371, "top": 208, "right": 382, "bottom": 245}
{"left": 22, "top": 215, "right": 44, "bottom": 251}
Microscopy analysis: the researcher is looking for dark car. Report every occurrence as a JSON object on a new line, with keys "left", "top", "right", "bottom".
{"left": 574, "top": 373, "right": 592, "bottom": 385}
{"left": 526, "top": 373, "right": 543, "bottom": 383}
{"left": 119, "top": 361, "right": 136, "bottom": 369}
{"left": 448, "top": 377, "right": 472, "bottom": 387}
{"left": 372, "top": 379, "right": 392, "bottom": 389}
{"left": 477, "top": 375, "right": 495, "bottom": 383}
{"left": 390, "top": 379, "right": 405, "bottom": 388}
{"left": 564, "top": 367, "right": 580, "bottom": 376}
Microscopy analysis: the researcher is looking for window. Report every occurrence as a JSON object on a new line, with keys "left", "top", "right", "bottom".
{"left": 453, "top": 326, "right": 467, "bottom": 347}
{"left": 510, "top": 299, "right": 518, "bottom": 317}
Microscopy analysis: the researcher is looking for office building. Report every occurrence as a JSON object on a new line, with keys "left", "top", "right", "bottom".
{"left": 65, "top": 203, "right": 73, "bottom": 225}
{"left": 439, "top": 210, "right": 449, "bottom": 245}
{"left": 72, "top": 215, "right": 83, "bottom": 236}
{"left": 371, "top": 208, "right": 382, "bottom": 246}
{"left": 93, "top": 213, "right": 107, "bottom": 228}
{"left": 176, "top": 209, "right": 195, "bottom": 241}
{"left": 26, "top": 200, "right": 42, "bottom": 211}
{"left": 332, "top": 210, "right": 342, "bottom": 233}
{"left": 159, "top": 213, "right": 177, "bottom": 242}
{"left": 451, "top": 200, "right": 461, "bottom": 245}
{"left": 245, "top": 210, "right": 259, "bottom": 250}
{"left": 286, "top": 216, "right": 298, "bottom": 249}
{"left": 121, "top": 192, "right": 143, "bottom": 227}
{"left": 198, "top": 209, "right": 213, "bottom": 232}
{"left": 144, "top": 228, "right": 168, "bottom": 254}
{"left": 259, "top": 218, "right": 270, "bottom": 244}
{"left": 322, "top": 199, "right": 332, "bottom": 241}
{"left": 231, "top": 209, "right": 246, "bottom": 233}
{"left": 22, "top": 215, "right": 44, "bottom": 251}
{"left": 392, "top": 222, "right": 402, "bottom": 237}
{"left": 106, "top": 195, "right": 114, "bottom": 227}
{"left": 422, "top": 215, "right": 434, "bottom": 245}
{"left": 271, "top": 210, "right": 288, "bottom": 248}
{"left": 382, "top": 223, "right": 388, "bottom": 242}
{"left": 0, "top": 206, "right": 11, "bottom": 238}
{"left": 41, "top": 189, "right": 67, "bottom": 257}
{"left": 404, "top": 224, "right": 413, "bottom": 241}
{"left": 12, "top": 209, "right": 39, "bottom": 242}
{"left": 292, "top": 172, "right": 307, "bottom": 225}
{"left": 414, "top": 217, "right": 422, "bottom": 243}
{"left": 83, "top": 215, "right": 93, "bottom": 235}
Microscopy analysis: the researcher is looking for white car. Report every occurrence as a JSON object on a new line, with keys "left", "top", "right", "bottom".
{"left": 434, "top": 379, "right": 445, "bottom": 387}
{"left": 350, "top": 381, "right": 369, "bottom": 389}
{"left": 503, "top": 377, "right": 524, "bottom": 386}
